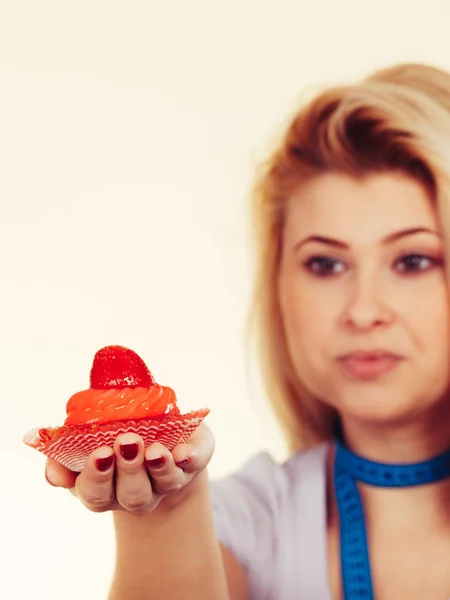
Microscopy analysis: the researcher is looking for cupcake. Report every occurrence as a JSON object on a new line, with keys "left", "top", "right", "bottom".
{"left": 23, "top": 345, "right": 210, "bottom": 472}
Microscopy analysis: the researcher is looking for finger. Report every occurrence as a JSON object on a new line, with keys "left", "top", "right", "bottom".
{"left": 171, "top": 423, "right": 215, "bottom": 474}
{"left": 45, "top": 458, "right": 78, "bottom": 489}
{"left": 114, "top": 433, "right": 153, "bottom": 514}
{"left": 144, "top": 442, "right": 187, "bottom": 495}
{"left": 75, "top": 446, "right": 116, "bottom": 512}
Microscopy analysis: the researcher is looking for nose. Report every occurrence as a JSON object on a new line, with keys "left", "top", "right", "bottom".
{"left": 341, "top": 272, "right": 393, "bottom": 331}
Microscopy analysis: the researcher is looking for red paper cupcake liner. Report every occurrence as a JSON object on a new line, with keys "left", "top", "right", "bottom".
{"left": 23, "top": 408, "right": 210, "bottom": 472}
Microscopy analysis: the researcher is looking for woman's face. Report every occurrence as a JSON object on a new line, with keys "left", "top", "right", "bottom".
{"left": 279, "top": 171, "right": 450, "bottom": 427}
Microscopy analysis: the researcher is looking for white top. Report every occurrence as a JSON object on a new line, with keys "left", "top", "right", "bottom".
{"left": 210, "top": 442, "right": 334, "bottom": 599}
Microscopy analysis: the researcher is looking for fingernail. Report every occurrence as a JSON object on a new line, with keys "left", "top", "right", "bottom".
{"left": 145, "top": 456, "right": 165, "bottom": 470}
{"left": 96, "top": 455, "right": 114, "bottom": 472}
{"left": 176, "top": 458, "right": 191, "bottom": 469}
{"left": 120, "top": 443, "right": 139, "bottom": 461}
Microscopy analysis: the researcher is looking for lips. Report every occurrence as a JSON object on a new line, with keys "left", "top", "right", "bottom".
{"left": 337, "top": 350, "right": 403, "bottom": 380}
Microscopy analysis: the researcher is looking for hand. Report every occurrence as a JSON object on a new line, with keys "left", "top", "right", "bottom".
{"left": 44, "top": 423, "right": 214, "bottom": 515}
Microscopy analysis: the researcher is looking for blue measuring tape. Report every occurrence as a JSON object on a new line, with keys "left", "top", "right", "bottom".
{"left": 334, "top": 430, "right": 450, "bottom": 599}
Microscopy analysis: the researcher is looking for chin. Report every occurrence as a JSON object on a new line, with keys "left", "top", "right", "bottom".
{"left": 329, "top": 386, "right": 438, "bottom": 429}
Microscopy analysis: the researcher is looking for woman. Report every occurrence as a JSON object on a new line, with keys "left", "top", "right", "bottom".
{"left": 45, "top": 62, "right": 450, "bottom": 599}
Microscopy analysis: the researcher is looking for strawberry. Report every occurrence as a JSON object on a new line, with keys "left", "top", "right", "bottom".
{"left": 90, "top": 345, "right": 155, "bottom": 389}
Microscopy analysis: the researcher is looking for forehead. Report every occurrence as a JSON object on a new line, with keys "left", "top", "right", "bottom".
{"left": 284, "top": 172, "right": 438, "bottom": 244}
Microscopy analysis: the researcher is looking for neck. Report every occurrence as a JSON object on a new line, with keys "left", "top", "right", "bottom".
{"left": 332, "top": 406, "right": 450, "bottom": 532}
{"left": 339, "top": 404, "right": 450, "bottom": 463}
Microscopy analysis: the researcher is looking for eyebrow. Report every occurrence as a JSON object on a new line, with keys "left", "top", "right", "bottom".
{"left": 293, "top": 227, "right": 441, "bottom": 251}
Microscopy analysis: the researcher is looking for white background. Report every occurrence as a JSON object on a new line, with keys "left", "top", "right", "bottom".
{"left": 2, "top": 1, "right": 449, "bottom": 598}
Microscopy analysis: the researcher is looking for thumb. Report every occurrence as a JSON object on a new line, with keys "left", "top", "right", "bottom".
{"left": 45, "top": 458, "right": 78, "bottom": 489}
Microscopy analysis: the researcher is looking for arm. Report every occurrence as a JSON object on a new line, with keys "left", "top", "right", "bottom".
{"left": 45, "top": 424, "right": 250, "bottom": 600}
{"left": 109, "top": 471, "right": 230, "bottom": 600}
{"left": 220, "top": 545, "right": 249, "bottom": 600}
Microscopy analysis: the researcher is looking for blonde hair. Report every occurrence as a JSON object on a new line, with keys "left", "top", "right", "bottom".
{"left": 250, "top": 63, "right": 450, "bottom": 454}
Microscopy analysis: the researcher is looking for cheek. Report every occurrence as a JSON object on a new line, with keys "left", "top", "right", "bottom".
{"left": 280, "top": 278, "right": 336, "bottom": 380}
{"left": 402, "top": 286, "right": 450, "bottom": 401}
{"left": 400, "top": 281, "right": 450, "bottom": 354}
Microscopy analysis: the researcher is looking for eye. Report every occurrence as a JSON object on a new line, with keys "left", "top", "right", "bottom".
{"left": 395, "top": 253, "right": 440, "bottom": 273}
{"left": 304, "top": 256, "right": 346, "bottom": 277}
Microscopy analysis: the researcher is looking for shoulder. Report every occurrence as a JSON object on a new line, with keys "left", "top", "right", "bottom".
{"left": 209, "top": 443, "right": 330, "bottom": 598}
{"left": 210, "top": 442, "right": 329, "bottom": 507}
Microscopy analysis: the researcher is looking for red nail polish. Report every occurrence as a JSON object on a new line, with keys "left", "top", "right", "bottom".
{"left": 176, "top": 458, "right": 191, "bottom": 469}
{"left": 145, "top": 456, "right": 165, "bottom": 469}
{"left": 96, "top": 455, "right": 114, "bottom": 472}
{"left": 120, "top": 443, "right": 139, "bottom": 461}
